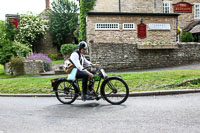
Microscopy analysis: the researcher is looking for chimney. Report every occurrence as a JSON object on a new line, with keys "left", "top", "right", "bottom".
{"left": 46, "top": 0, "right": 50, "bottom": 9}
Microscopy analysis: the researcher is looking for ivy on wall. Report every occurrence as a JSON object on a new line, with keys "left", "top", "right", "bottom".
{"left": 79, "top": 0, "right": 96, "bottom": 42}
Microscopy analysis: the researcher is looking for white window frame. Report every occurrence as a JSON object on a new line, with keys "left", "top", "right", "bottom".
{"left": 95, "top": 23, "right": 120, "bottom": 30}
{"left": 148, "top": 23, "right": 171, "bottom": 30}
{"left": 123, "top": 23, "right": 135, "bottom": 30}
{"left": 163, "top": 1, "right": 170, "bottom": 13}
{"left": 194, "top": 3, "right": 200, "bottom": 19}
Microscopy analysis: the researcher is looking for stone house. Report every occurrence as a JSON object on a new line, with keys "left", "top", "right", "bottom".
{"left": 87, "top": 0, "right": 200, "bottom": 44}
{"left": 85, "top": 0, "right": 200, "bottom": 71}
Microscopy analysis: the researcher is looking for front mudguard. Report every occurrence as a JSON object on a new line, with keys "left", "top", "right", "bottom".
{"left": 100, "top": 76, "right": 122, "bottom": 96}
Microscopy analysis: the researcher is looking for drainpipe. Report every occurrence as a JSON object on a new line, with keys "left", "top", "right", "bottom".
{"left": 119, "top": 0, "right": 121, "bottom": 12}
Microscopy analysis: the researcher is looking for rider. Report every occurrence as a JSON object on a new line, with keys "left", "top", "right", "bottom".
{"left": 70, "top": 41, "right": 94, "bottom": 100}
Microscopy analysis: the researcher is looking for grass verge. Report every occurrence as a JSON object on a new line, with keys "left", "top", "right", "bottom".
{"left": 0, "top": 69, "right": 200, "bottom": 94}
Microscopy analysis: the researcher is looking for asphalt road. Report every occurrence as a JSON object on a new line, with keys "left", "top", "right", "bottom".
{"left": 0, "top": 93, "right": 200, "bottom": 133}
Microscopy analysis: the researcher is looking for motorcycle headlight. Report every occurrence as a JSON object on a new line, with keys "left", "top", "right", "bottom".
{"left": 100, "top": 69, "right": 107, "bottom": 78}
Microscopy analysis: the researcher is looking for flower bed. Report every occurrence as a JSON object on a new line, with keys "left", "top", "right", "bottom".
{"left": 137, "top": 41, "right": 178, "bottom": 49}
{"left": 137, "top": 45, "right": 178, "bottom": 49}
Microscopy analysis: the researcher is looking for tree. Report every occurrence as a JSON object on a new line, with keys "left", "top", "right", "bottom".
{"left": 15, "top": 13, "right": 48, "bottom": 52}
{"left": 0, "top": 21, "right": 31, "bottom": 66}
{"left": 0, "top": 21, "right": 15, "bottom": 65}
{"left": 79, "top": 0, "right": 96, "bottom": 42}
{"left": 48, "top": 0, "right": 79, "bottom": 50}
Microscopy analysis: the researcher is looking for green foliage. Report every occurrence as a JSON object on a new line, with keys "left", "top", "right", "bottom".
{"left": 48, "top": 0, "right": 79, "bottom": 49}
{"left": 0, "top": 21, "right": 6, "bottom": 40}
{"left": 0, "top": 64, "right": 4, "bottom": 74}
{"left": 13, "top": 41, "right": 31, "bottom": 57}
{"left": 79, "top": 0, "right": 96, "bottom": 42}
{"left": 48, "top": 54, "right": 58, "bottom": 61}
{"left": 0, "top": 21, "right": 31, "bottom": 65}
{"left": 0, "top": 40, "right": 31, "bottom": 65}
{"left": 181, "top": 32, "right": 194, "bottom": 42}
{"left": 0, "top": 21, "right": 14, "bottom": 64}
{"left": 5, "top": 20, "right": 17, "bottom": 41}
{"left": 0, "top": 40, "right": 16, "bottom": 65}
{"left": 15, "top": 13, "right": 48, "bottom": 51}
{"left": 60, "top": 43, "right": 78, "bottom": 56}
{"left": 9, "top": 57, "right": 25, "bottom": 75}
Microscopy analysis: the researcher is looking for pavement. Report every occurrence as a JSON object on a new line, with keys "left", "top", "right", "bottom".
{"left": 1, "top": 63, "right": 200, "bottom": 97}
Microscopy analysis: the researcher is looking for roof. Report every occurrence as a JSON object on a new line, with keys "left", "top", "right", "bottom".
{"left": 87, "top": 12, "right": 180, "bottom": 16}
{"left": 5, "top": 14, "right": 20, "bottom": 18}
{"left": 190, "top": 24, "right": 200, "bottom": 33}
{"left": 183, "top": 20, "right": 200, "bottom": 32}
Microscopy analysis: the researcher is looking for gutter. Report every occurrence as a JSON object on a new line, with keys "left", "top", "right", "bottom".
{"left": 87, "top": 12, "right": 180, "bottom": 16}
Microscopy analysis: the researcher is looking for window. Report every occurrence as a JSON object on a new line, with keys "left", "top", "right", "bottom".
{"left": 123, "top": 23, "right": 135, "bottom": 30}
{"left": 148, "top": 23, "right": 171, "bottom": 30}
{"left": 95, "top": 23, "right": 119, "bottom": 30}
{"left": 194, "top": 3, "right": 200, "bottom": 19}
{"left": 163, "top": 1, "right": 170, "bottom": 13}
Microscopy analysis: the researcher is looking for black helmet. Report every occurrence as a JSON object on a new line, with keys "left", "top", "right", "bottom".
{"left": 78, "top": 41, "right": 88, "bottom": 50}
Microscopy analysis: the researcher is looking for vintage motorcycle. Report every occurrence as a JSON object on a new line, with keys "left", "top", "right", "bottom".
{"left": 51, "top": 65, "right": 129, "bottom": 105}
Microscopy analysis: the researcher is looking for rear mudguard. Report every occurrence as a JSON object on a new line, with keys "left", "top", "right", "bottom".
{"left": 100, "top": 76, "right": 122, "bottom": 95}
{"left": 51, "top": 78, "right": 77, "bottom": 92}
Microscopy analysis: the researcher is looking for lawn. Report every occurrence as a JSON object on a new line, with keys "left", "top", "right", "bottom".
{"left": 52, "top": 59, "right": 64, "bottom": 65}
{"left": 0, "top": 69, "right": 200, "bottom": 94}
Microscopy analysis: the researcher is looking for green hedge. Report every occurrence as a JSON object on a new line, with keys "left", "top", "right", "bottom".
{"left": 60, "top": 44, "right": 78, "bottom": 56}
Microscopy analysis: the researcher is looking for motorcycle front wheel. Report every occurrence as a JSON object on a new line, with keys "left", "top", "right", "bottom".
{"left": 101, "top": 77, "right": 129, "bottom": 105}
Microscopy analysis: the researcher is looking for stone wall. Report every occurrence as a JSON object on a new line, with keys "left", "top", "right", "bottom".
{"left": 90, "top": 42, "right": 200, "bottom": 71}
{"left": 24, "top": 61, "right": 44, "bottom": 75}
{"left": 87, "top": 13, "right": 178, "bottom": 43}
{"left": 5, "top": 60, "right": 44, "bottom": 75}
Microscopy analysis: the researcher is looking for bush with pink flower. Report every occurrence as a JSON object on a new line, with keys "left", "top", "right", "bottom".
{"left": 26, "top": 53, "right": 52, "bottom": 71}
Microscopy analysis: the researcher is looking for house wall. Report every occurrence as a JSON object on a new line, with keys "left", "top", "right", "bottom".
{"left": 91, "top": 0, "right": 200, "bottom": 29}
{"left": 91, "top": 0, "right": 163, "bottom": 13}
{"left": 169, "top": 0, "right": 200, "bottom": 28}
{"left": 87, "top": 14, "right": 177, "bottom": 43}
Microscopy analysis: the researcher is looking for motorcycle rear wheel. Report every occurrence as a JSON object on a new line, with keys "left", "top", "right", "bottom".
{"left": 55, "top": 80, "right": 77, "bottom": 104}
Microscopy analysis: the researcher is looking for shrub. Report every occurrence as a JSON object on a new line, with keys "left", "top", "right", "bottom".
{"left": 48, "top": 54, "right": 58, "bottom": 61}
{"left": 14, "top": 41, "right": 31, "bottom": 57}
{"left": 26, "top": 53, "right": 52, "bottom": 71}
{"left": 60, "top": 44, "right": 78, "bottom": 56}
{"left": 48, "top": 54, "right": 64, "bottom": 61}
{"left": 9, "top": 57, "right": 25, "bottom": 75}
{"left": 181, "top": 32, "right": 194, "bottom": 42}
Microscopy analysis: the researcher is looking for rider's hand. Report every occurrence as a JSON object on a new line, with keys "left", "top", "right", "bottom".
{"left": 88, "top": 72, "right": 94, "bottom": 78}
{"left": 84, "top": 69, "right": 94, "bottom": 78}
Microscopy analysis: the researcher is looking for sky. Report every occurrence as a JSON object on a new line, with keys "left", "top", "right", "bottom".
{"left": 0, "top": 0, "right": 52, "bottom": 20}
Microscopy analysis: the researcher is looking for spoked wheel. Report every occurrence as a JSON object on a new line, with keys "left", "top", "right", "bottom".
{"left": 102, "top": 77, "right": 129, "bottom": 105}
{"left": 55, "top": 80, "right": 77, "bottom": 104}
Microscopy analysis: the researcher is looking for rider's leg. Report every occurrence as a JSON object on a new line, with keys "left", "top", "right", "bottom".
{"left": 76, "top": 70, "right": 89, "bottom": 96}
